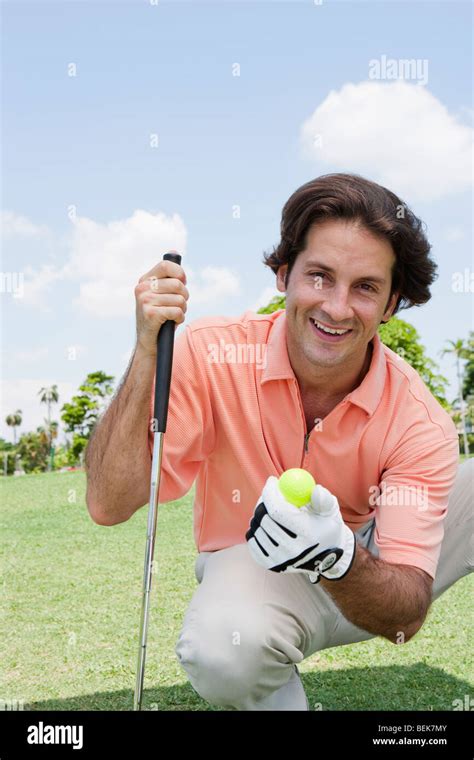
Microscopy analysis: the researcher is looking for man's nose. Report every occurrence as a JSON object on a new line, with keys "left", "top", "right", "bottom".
{"left": 320, "top": 286, "right": 354, "bottom": 324}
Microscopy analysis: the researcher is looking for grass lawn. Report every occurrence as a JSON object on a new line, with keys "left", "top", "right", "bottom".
{"left": 1, "top": 470, "right": 472, "bottom": 711}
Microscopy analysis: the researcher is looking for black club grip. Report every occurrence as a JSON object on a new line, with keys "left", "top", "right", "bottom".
{"left": 153, "top": 252, "right": 182, "bottom": 433}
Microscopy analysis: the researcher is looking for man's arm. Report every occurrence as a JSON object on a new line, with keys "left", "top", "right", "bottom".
{"left": 332, "top": 423, "right": 459, "bottom": 644}
{"left": 246, "top": 476, "right": 433, "bottom": 644}
{"left": 85, "top": 256, "right": 189, "bottom": 526}
{"left": 319, "top": 544, "right": 433, "bottom": 644}
{"left": 85, "top": 346, "right": 155, "bottom": 525}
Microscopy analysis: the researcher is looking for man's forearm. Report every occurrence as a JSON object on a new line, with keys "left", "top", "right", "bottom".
{"left": 319, "top": 544, "right": 433, "bottom": 644}
{"left": 85, "top": 345, "right": 155, "bottom": 525}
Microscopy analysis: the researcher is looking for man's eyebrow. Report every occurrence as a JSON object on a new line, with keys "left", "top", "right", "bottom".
{"left": 302, "top": 260, "right": 387, "bottom": 285}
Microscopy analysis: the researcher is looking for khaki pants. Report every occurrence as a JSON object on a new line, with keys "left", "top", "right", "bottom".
{"left": 175, "top": 459, "right": 473, "bottom": 710}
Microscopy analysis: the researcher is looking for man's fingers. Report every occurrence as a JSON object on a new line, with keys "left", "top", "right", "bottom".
{"left": 261, "top": 477, "right": 304, "bottom": 532}
{"left": 309, "top": 484, "right": 340, "bottom": 516}
{"left": 135, "top": 277, "right": 189, "bottom": 301}
{"left": 134, "top": 254, "right": 189, "bottom": 356}
{"left": 260, "top": 513, "right": 295, "bottom": 543}
{"left": 139, "top": 255, "right": 187, "bottom": 285}
{"left": 253, "top": 527, "right": 276, "bottom": 556}
{"left": 247, "top": 537, "right": 271, "bottom": 568}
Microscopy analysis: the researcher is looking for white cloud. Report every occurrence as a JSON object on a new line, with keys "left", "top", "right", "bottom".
{"left": 64, "top": 209, "right": 188, "bottom": 317}
{"left": 300, "top": 81, "right": 473, "bottom": 201}
{"left": 21, "top": 264, "right": 67, "bottom": 310}
{"left": 17, "top": 209, "right": 240, "bottom": 317}
{"left": 186, "top": 265, "right": 240, "bottom": 305}
{"left": 1, "top": 211, "right": 49, "bottom": 239}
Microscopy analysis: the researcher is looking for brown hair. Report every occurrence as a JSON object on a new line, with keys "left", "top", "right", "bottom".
{"left": 263, "top": 173, "right": 437, "bottom": 314}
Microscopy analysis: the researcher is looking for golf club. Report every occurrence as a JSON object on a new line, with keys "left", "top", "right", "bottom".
{"left": 134, "top": 251, "right": 182, "bottom": 711}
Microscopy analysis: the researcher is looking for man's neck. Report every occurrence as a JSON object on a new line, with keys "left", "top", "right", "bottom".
{"left": 290, "top": 341, "right": 374, "bottom": 400}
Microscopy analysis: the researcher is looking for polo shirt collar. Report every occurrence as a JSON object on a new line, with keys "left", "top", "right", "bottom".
{"left": 260, "top": 310, "right": 386, "bottom": 416}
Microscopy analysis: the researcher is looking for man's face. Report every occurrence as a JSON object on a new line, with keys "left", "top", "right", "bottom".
{"left": 276, "top": 219, "right": 399, "bottom": 372}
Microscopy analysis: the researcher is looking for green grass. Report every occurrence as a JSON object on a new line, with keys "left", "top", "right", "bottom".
{"left": 1, "top": 471, "right": 472, "bottom": 711}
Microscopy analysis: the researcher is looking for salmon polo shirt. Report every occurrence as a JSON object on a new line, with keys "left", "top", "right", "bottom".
{"left": 147, "top": 308, "right": 460, "bottom": 580}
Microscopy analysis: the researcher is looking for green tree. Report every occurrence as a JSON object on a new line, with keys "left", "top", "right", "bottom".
{"left": 257, "top": 298, "right": 449, "bottom": 408}
{"left": 441, "top": 338, "right": 470, "bottom": 456}
{"left": 60, "top": 372, "right": 114, "bottom": 463}
{"left": 462, "top": 331, "right": 474, "bottom": 399}
{"left": 463, "top": 333, "right": 474, "bottom": 450}
{"left": 51, "top": 444, "right": 73, "bottom": 470}
{"left": 17, "top": 428, "right": 50, "bottom": 473}
{"left": 258, "top": 295, "right": 286, "bottom": 315}
{"left": 5, "top": 410, "right": 22, "bottom": 445}
{"left": 378, "top": 319, "right": 449, "bottom": 408}
{"left": 38, "top": 385, "right": 59, "bottom": 472}
{"left": 0, "top": 437, "right": 16, "bottom": 476}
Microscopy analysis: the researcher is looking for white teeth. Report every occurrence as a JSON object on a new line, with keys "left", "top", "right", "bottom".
{"left": 311, "top": 319, "right": 350, "bottom": 335}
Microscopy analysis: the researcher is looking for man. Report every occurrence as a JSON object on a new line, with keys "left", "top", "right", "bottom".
{"left": 85, "top": 173, "right": 473, "bottom": 711}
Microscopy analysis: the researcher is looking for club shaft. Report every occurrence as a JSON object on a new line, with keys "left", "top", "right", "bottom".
{"left": 134, "top": 431, "right": 164, "bottom": 711}
{"left": 133, "top": 250, "right": 181, "bottom": 711}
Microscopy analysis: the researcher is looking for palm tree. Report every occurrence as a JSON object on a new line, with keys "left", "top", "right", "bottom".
{"left": 49, "top": 421, "right": 59, "bottom": 469}
{"left": 38, "top": 385, "right": 59, "bottom": 472}
{"left": 442, "top": 339, "right": 469, "bottom": 455}
{"left": 5, "top": 410, "right": 22, "bottom": 445}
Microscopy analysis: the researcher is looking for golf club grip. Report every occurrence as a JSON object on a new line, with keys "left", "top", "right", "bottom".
{"left": 154, "top": 252, "right": 182, "bottom": 433}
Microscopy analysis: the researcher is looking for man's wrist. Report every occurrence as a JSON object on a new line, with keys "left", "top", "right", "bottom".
{"left": 320, "top": 526, "right": 357, "bottom": 581}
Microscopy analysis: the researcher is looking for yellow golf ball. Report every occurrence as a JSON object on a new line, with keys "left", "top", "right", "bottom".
{"left": 278, "top": 468, "right": 316, "bottom": 507}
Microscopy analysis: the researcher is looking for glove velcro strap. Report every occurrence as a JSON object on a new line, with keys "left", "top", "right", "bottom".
{"left": 320, "top": 527, "right": 356, "bottom": 581}
{"left": 306, "top": 547, "right": 344, "bottom": 583}
{"left": 270, "top": 542, "right": 322, "bottom": 573}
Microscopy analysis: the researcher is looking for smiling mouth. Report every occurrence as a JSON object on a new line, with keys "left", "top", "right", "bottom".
{"left": 309, "top": 317, "right": 353, "bottom": 340}
{"left": 310, "top": 317, "right": 352, "bottom": 335}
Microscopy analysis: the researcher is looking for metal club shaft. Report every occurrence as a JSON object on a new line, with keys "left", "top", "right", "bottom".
{"left": 134, "top": 432, "right": 164, "bottom": 711}
{"left": 133, "top": 251, "right": 181, "bottom": 711}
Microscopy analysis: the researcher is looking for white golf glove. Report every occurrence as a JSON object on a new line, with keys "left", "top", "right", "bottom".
{"left": 246, "top": 476, "right": 356, "bottom": 584}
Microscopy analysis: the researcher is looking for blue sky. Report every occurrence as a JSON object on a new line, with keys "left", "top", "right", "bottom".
{"left": 1, "top": 0, "right": 472, "bottom": 442}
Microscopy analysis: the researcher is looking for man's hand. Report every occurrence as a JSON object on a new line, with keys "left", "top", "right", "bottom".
{"left": 135, "top": 255, "right": 189, "bottom": 357}
{"left": 245, "top": 476, "right": 356, "bottom": 584}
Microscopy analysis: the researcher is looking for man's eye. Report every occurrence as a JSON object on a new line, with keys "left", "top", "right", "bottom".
{"left": 308, "top": 273, "right": 376, "bottom": 293}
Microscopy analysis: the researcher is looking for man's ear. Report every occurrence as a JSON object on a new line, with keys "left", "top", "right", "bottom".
{"left": 381, "top": 292, "right": 399, "bottom": 323}
{"left": 276, "top": 264, "right": 288, "bottom": 293}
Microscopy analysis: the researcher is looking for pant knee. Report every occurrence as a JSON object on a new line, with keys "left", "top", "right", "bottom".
{"left": 177, "top": 650, "right": 258, "bottom": 706}
{"left": 175, "top": 612, "right": 272, "bottom": 706}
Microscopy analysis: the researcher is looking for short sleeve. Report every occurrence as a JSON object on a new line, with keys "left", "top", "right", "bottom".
{"left": 147, "top": 325, "right": 216, "bottom": 503}
{"left": 374, "top": 430, "right": 459, "bottom": 580}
